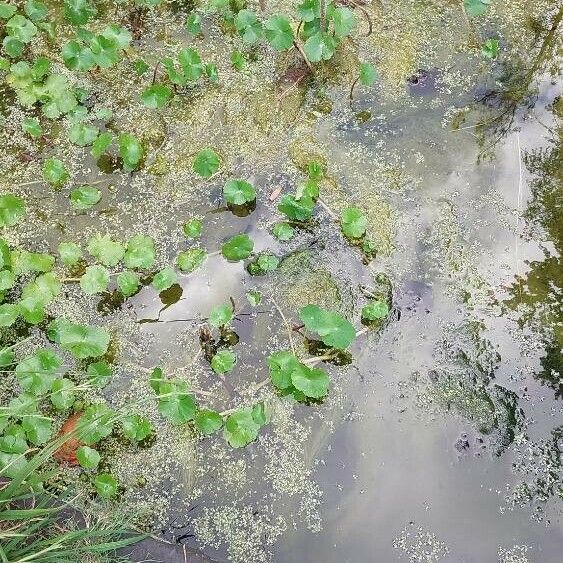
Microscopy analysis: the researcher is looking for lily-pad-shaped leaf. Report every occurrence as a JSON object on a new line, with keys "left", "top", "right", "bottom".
{"left": 0, "top": 425, "right": 27, "bottom": 454}
{"left": 12, "top": 250, "right": 54, "bottom": 274}
{"left": 80, "top": 265, "right": 109, "bottom": 295}
{"left": 272, "top": 222, "right": 294, "bottom": 241}
{"left": 304, "top": 31, "right": 337, "bottom": 62}
{"left": 77, "top": 404, "right": 114, "bottom": 444}
{"left": 43, "top": 157, "right": 69, "bottom": 187}
{"left": 247, "top": 253, "right": 279, "bottom": 275}
{"left": 0, "top": 3, "right": 17, "bottom": 19}
{"left": 6, "top": 15, "right": 37, "bottom": 43}
{"left": 22, "top": 116, "right": 42, "bottom": 137}
{"left": 264, "top": 15, "right": 294, "bottom": 51}
{"left": 21, "top": 415, "right": 52, "bottom": 445}
{"left": 330, "top": 6, "right": 356, "bottom": 38}
{"left": 15, "top": 348, "right": 62, "bottom": 395}
{"left": 70, "top": 185, "right": 101, "bottom": 210}
{"left": 157, "top": 381, "right": 196, "bottom": 425}
{"left": 87, "top": 234, "right": 125, "bottom": 267}
{"left": 186, "top": 13, "right": 201, "bottom": 34}
{"left": 464, "top": 0, "right": 491, "bottom": 17}
{"left": 64, "top": 0, "right": 97, "bottom": 25}
{"left": 296, "top": 0, "right": 320, "bottom": 22}
{"left": 291, "top": 363, "right": 329, "bottom": 399}
{"left": 86, "top": 360, "right": 112, "bottom": 387}
{"left": 359, "top": 62, "right": 378, "bottom": 86}
{"left": 51, "top": 319, "right": 110, "bottom": 359}
{"left": 268, "top": 350, "right": 300, "bottom": 390}
{"left": 91, "top": 132, "right": 112, "bottom": 159}
{"left": 94, "top": 473, "right": 118, "bottom": 498}
{"left": 76, "top": 445, "right": 100, "bottom": 469}
{"left": 0, "top": 194, "right": 25, "bottom": 227}
{"left": 246, "top": 289, "right": 262, "bottom": 306}
{"left": 25, "top": 1, "right": 49, "bottom": 22}
{"left": 193, "top": 148, "right": 220, "bottom": 178}
{"left": 340, "top": 207, "right": 367, "bottom": 239}
{"left": 208, "top": 302, "right": 233, "bottom": 327}
{"left": 361, "top": 299, "right": 389, "bottom": 321}
{"left": 121, "top": 414, "right": 152, "bottom": 441}
{"left": 178, "top": 47, "right": 203, "bottom": 81}
{"left": 194, "top": 409, "right": 223, "bottom": 435}
{"left": 211, "top": 349, "right": 236, "bottom": 374}
{"left": 152, "top": 267, "right": 177, "bottom": 292}
{"left": 0, "top": 303, "right": 20, "bottom": 327}
{"left": 481, "top": 38, "right": 500, "bottom": 59}
{"left": 235, "top": 9, "right": 263, "bottom": 44}
{"left": 177, "top": 248, "right": 206, "bottom": 273}
{"left": 299, "top": 304, "right": 356, "bottom": 349}
{"left": 68, "top": 122, "right": 99, "bottom": 146}
{"left": 50, "top": 378, "right": 75, "bottom": 410}
{"left": 118, "top": 133, "right": 143, "bottom": 171}
{"left": 116, "top": 270, "right": 140, "bottom": 297}
{"left": 223, "top": 407, "right": 262, "bottom": 448}
{"left": 223, "top": 179, "right": 256, "bottom": 205}
{"left": 183, "top": 218, "right": 203, "bottom": 238}
{"left": 124, "top": 234, "right": 155, "bottom": 270}
{"left": 221, "top": 233, "right": 254, "bottom": 261}
{"left": 141, "top": 84, "right": 172, "bottom": 109}
{"left": 278, "top": 194, "right": 314, "bottom": 221}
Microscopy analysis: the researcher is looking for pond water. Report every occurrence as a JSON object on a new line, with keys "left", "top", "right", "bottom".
{"left": 0, "top": 1, "right": 561, "bottom": 562}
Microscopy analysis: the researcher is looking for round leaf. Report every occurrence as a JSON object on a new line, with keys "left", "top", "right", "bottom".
{"left": 0, "top": 194, "right": 25, "bottom": 227}
{"left": 211, "top": 349, "right": 236, "bottom": 374}
{"left": 141, "top": 84, "right": 172, "bottom": 109}
{"left": 223, "top": 179, "right": 256, "bottom": 205}
{"left": 221, "top": 233, "right": 254, "bottom": 261}
{"left": 264, "top": 15, "right": 294, "bottom": 50}
{"left": 76, "top": 445, "right": 100, "bottom": 469}
{"left": 208, "top": 303, "right": 233, "bottom": 327}
{"left": 193, "top": 148, "right": 220, "bottom": 178}
{"left": 70, "top": 186, "right": 101, "bottom": 210}
{"left": 340, "top": 207, "right": 367, "bottom": 239}
{"left": 177, "top": 248, "right": 206, "bottom": 273}
{"left": 299, "top": 304, "right": 356, "bottom": 349}
{"left": 291, "top": 364, "right": 329, "bottom": 399}
{"left": 94, "top": 473, "right": 118, "bottom": 498}
{"left": 80, "top": 265, "right": 109, "bottom": 294}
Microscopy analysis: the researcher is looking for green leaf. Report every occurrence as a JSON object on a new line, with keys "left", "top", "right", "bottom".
{"left": 61, "top": 40, "right": 95, "bottom": 71}
{"left": 278, "top": 194, "right": 314, "bottom": 221}
{"left": 235, "top": 9, "right": 263, "bottom": 44}
{"left": 15, "top": 349, "right": 62, "bottom": 395}
{"left": 58, "top": 242, "right": 82, "bottom": 266}
{"left": 211, "top": 349, "right": 236, "bottom": 374}
{"left": 194, "top": 409, "right": 223, "bottom": 435}
{"left": 91, "top": 132, "right": 113, "bottom": 159}
{"left": 296, "top": 179, "right": 319, "bottom": 201}
{"left": 148, "top": 366, "right": 163, "bottom": 393}
{"left": 121, "top": 414, "right": 152, "bottom": 441}
{"left": 221, "top": 233, "right": 254, "bottom": 261}
{"left": 3, "top": 36, "right": 23, "bottom": 58}
{"left": 76, "top": 445, "right": 100, "bottom": 469}
{"left": 43, "top": 157, "right": 69, "bottom": 187}
{"left": 94, "top": 473, "right": 118, "bottom": 498}
{"left": 361, "top": 299, "right": 389, "bottom": 321}
{"left": 80, "top": 265, "right": 109, "bottom": 294}
{"left": 0, "top": 425, "right": 27, "bottom": 454}
{"left": 20, "top": 272, "right": 60, "bottom": 314}
{"left": 68, "top": 122, "right": 99, "bottom": 146}
{"left": 0, "top": 303, "right": 20, "bottom": 327}
{"left": 359, "top": 62, "right": 378, "bottom": 86}
{"left": 0, "top": 3, "right": 17, "bottom": 19}
{"left": 464, "top": 0, "right": 491, "bottom": 17}
{"left": 177, "top": 248, "right": 206, "bottom": 273}
{"left": 0, "top": 194, "right": 25, "bottom": 227}
{"left": 64, "top": 0, "right": 97, "bottom": 26}
{"left": 117, "top": 270, "right": 140, "bottom": 297}
{"left": 246, "top": 289, "right": 262, "bottom": 306}
{"left": 223, "top": 408, "right": 261, "bottom": 448}
{"left": 124, "top": 234, "right": 155, "bottom": 269}
{"left": 481, "top": 38, "right": 500, "bottom": 59}
{"left": 296, "top": 0, "right": 320, "bottom": 22}
{"left": 223, "top": 179, "right": 256, "bottom": 205}
{"left": 330, "top": 6, "right": 355, "bottom": 38}
{"left": 272, "top": 222, "right": 294, "bottom": 241}
{"left": 87, "top": 234, "right": 125, "bottom": 267}
{"left": 299, "top": 304, "right": 356, "bottom": 349}
{"left": 0, "top": 238, "right": 10, "bottom": 270}
{"left": 86, "top": 360, "right": 112, "bottom": 387}
{"left": 157, "top": 382, "right": 196, "bottom": 425}
{"left": 118, "top": 133, "right": 143, "bottom": 171}
{"left": 205, "top": 62, "right": 218, "bottom": 82}
{"left": 264, "top": 15, "right": 294, "bottom": 51}
{"left": 133, "top": 59, "right": 149, "bottom": 74}
{"left": 183, "top": 218, "right": 203, "bottom": 239}
{"left": 22, "top": 116, "right": 42, "bottom": 137}
{"left": 52, "top": 319, "right": 110, "bottom": 359}
{"left": 40, "top": 74, "right": 78, "bottom": 118}
{"left": 178, "top": 47, "right": 203, "bottom": 81}
{"left": 141, "top": 84, "right": 172, "bottom": 109}
{"left": 152, "top": 267, "right": 177, "bottom": 292}
{"left": 70, "top": 185, "right": 101, "bottom": 210}
{"left": 208, "top": 303, "right": 233, "bottom": 327}
{"left": 268, "top": 350, "right": 299, "bottom": 390}
{"left": 193, "top": 148, "right": 220, "bottom": 178}
{"left": 6, "top": 15, "right": 37, "bottom": 43}
{"left": 12, "top": 250, "right": 54, "bottom": 274}
{"left": 291, "top": 363, "right": 329, "bottom": 398}
{"left": 340, "top": 207, "right": 367, "bottom": 239}
{"left": 231, "top": 50, "right": 245, "bottom": 70}
{"left": 25, "top": 1, "right": 48, "bottom": 22}
{"left": 304, "top": 31, "right": 337, "bottom": 62}
{"left": 50, "top": 378, "right": 75, "bottom": 410}
{"left": 0, "top": 347, "right": 14, "bottom": 367}
{"left": 248, "top": 253, "right": 279, "bottom": 275}
{"left": 77, "top": 404, "right": 114, "bottom": 444}
{"left": 186, "top": 13, "right": 201, "bottom": 34}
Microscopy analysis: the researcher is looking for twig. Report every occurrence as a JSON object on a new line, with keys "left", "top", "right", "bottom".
{"left": 271, "top": 298, "right": 296, "bottom": 355}
{"left": 293, "top": 40, "right": 314, "bottom": 72}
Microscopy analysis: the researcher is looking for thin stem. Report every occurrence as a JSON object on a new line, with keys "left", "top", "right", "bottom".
{"left": 271, "top": 298, "right": 296, "bottom": 355}
{"left": 349, "top": 76, "right": 360, "bottom": 105}
{"left": 293, "top": 40, "right": 314, "bottom": 72}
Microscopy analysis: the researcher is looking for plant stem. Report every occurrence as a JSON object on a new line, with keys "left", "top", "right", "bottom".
{"left": 271, "top": 298, "right": 296, "bottom": 355}
{"left": 349, "top": 76, "right": 360, "bottom": 105}
{"left": 293, "top": 40, "right": 314, "bottom": 72}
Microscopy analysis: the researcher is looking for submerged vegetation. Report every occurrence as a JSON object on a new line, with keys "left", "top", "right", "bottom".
{"left": 0, "top": 0, "right": 561, "bottom": 561}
